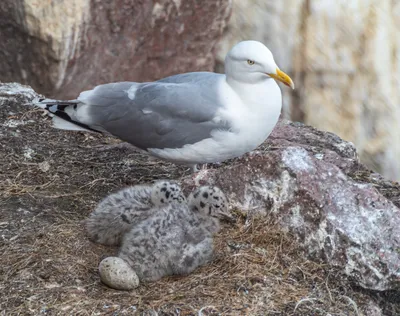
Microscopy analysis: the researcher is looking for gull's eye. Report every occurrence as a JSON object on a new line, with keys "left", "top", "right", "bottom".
{"left": 247, "top": 59, "right": 255, "bottom": 65}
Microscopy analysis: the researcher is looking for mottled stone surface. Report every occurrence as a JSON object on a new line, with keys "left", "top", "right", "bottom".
{"left": 0, "top": 0, "right": 232, "bottom": 99}
{"left": 184, "top": 120, "right": 400, "bottom": 291}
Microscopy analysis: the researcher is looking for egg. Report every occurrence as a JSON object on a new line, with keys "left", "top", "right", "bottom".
{"left": 98, "top": 257, "right": 139, "bottom": 290}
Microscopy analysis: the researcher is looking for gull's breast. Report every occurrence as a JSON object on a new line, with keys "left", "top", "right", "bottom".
{"left": 217, "top": 78, "right": 283, "bottom": 150}
{"left": 148, "top": 79, "right": 282, "bottom": 165}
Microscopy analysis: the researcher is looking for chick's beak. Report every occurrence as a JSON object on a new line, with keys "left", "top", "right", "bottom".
{"left": 219, "top": 210, "right": 236, "bottom": 223}
{"left": 268, "top": 68, "right": 295, "bottom": 89}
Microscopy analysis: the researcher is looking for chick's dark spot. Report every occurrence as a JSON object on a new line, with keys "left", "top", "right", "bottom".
{"left": 203, "top": 192, "right": 209, "bottom": 199}
{"left": 165, "top": 191, "right": 170, "bottom": 198}
{"left": 200, "top": 201, "right": 206, "bottom": 208}
{"left": 121, "top": 214, "right": 130, "bottom": 223}
{"left": 161, "top": 187, "right": 167, "bottom": 192}
{"left": 183, "top": 256, "right": 194, "bottom": 267}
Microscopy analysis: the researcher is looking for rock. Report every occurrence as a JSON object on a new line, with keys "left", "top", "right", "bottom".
{"left": 183, "top": 120, "right": 400, "bottom": 291}
{"left": 0, "top": 83, "right": 38, "bottom": 101}
{"left": 98, "top": 257, "right": 139, "bottom": 291}
{"left": 0, "top": 83, "right": 39, "bottom": 138}
{"left": 361, "top": 300, "right": 383, "bottom": 316}
{"left": 217, "top": 0, "right": 400, "bottom": 181}
{"left": 0, "top": 0, "right": 232, "bottom": 99}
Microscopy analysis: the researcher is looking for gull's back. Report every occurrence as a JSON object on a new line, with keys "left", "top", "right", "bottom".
{"left": 78, "top": 72, "right": 230, "bottom": 151}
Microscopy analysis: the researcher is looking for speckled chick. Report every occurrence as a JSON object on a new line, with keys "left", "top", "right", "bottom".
{"left": 188, "top": 185, "right": 233, "bottom": 235}
{"left": 84, "top": 180, "right": 186, "bottom": 246}
{"left": 118, "top": 185, "right": 232, "bottom": 282}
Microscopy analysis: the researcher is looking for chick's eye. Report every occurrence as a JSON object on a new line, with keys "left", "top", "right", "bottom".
{"left": 247, "top": 59, "right": 255, "bottom": 65}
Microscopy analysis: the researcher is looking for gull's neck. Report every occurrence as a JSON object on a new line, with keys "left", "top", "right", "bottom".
{"left": 225, "top": 74, "right": 280, "bottom": 106}
{"left": 225, "top": 74, "right": 271, "bottom": 88}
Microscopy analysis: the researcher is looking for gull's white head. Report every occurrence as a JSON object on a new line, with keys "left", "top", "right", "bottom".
{"left": 225, "top": 40, "right": 294, "bottom": 89}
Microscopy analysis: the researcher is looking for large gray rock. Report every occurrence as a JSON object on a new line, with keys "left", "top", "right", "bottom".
{"left": 0, "top": 0, "right": 232, "bottom": 99}
{"left": 183, "top": 120, "right": 400, "bottom": 291}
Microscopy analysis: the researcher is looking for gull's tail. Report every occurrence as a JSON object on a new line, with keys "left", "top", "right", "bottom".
{"left": 32, "top": 98, "right": 101, "bottom": 133}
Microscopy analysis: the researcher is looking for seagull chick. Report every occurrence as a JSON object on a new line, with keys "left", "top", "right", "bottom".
{"left": 31, "top": 40, "right": 294, "bottom": 171}
{"left": 118, "top": 185, "right": 232, "bottom": 282}
{"left": 188, "top": 185, "right": 234, "bottom": 234}
{"left": 84, "top": 180, "right": 185, "bottom": 246}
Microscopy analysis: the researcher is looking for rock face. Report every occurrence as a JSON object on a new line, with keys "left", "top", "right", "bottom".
{"left": 217, "top": 0, "right": 400, "bottom": 181}
{"left": 0, "top": 0, "right": 232, "bottom": 99}
{"left": 184, "top": 120, "right": 400, "bottom": 291}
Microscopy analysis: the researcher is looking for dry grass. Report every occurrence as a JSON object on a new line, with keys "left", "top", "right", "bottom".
{"left": 0, "top": 210, "right": 365, "bottom": 315}
{"left": 0, "top": 96, "right": 397, "bottom": 315}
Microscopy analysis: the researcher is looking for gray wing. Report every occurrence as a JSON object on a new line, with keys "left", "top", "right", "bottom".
{"left": 79, "top": 72, "right": 231, "bottom": 150}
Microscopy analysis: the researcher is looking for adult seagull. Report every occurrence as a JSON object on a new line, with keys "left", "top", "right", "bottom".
{"left": 33, "top": 40, "right": 294, "bottom": 171}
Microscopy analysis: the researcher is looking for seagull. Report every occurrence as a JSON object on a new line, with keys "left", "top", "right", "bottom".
{"left": 118, "top": 185, "right": 232, "bottom": 282}
{"left": 33, "top": 40, "right": 294, "bottom": 171}
{"left": 84, "top": 180, "right": 186, "bottom": 246}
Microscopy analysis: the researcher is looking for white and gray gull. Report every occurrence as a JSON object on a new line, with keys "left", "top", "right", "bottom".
{"left": 33, "top": 40, "right": 294, "bottom": 171}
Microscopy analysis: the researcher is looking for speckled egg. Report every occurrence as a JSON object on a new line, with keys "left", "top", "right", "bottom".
{"left": 98, "top": 256, "right": 139, "bottom": 290}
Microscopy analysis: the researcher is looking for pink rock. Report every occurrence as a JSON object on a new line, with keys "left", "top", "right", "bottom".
{"left": 0, "top": 0, "right": 232, "bottom": 98}
{"left": 183, "top": 120, "right": 400, "bottom": 291}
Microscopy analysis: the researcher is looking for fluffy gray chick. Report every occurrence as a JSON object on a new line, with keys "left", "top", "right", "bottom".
{"left": 118, "top": 185, "right": 232, "bottom": 282}
{"left": 84, "top": 180, "right": 185, "bottom": 246}
{"left": 187, "top": 185, "right": 233, "bottom": 235}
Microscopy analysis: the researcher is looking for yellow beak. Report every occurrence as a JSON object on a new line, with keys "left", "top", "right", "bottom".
{"left": 268, "top": 68, "right": 295, "bottom": 89}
